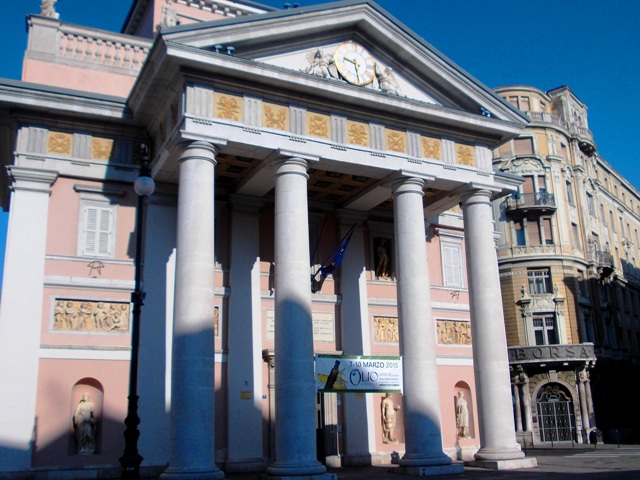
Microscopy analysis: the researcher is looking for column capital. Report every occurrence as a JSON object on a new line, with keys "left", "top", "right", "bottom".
{"left": 270, "top": 155, "right": 312, "bottom": 179}
{"left": 459, "top": 187, "right": 494, "bottom": 205}
{"left": 8, "top": 166, "right": 58, "bottom": 194}
{"left": 177, "top": 140, "right": 219, "bottom": 165}
{"left": 390, "top": 175, "right": 425, "bottom": 196}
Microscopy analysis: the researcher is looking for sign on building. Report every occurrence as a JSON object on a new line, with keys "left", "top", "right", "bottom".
{"left": 315, "top": 354, "right": 403, "bottom": 393}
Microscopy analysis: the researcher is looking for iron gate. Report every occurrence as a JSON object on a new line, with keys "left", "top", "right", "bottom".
{"left": 537, "top": 400, "right": 575, "bottom": 442}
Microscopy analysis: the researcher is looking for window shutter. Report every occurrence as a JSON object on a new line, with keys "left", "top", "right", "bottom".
{"left": 81, "top": 205, "right": 113, "bottom": 257}
{"left": 442, "top": 243, "right": 462, "bottom": 287}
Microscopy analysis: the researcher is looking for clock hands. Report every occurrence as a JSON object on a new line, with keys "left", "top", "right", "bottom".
{"left": 344, "top": 56, "right": 362, "bottom": 83}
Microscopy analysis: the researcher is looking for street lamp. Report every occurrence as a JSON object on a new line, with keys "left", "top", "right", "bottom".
{"left": 120, "top": 154, "right": 155, "bottom": 480}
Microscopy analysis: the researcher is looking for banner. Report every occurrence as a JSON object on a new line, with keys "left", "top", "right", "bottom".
{"left": 315, "top": 354, "right": 403, "bottom": 393}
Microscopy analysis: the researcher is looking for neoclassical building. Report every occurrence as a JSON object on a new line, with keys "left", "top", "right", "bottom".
{"left": 493, "top": 85, "right": 640, "bottom": 446}
{"left": 0, "top": 1, "right": 537, "bottom": 477}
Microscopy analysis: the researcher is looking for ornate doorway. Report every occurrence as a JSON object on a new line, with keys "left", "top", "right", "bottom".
{"left": 536, "top": 383, "right": 576, "bottom": 442}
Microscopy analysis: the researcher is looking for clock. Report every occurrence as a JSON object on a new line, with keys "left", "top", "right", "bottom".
{"left": 333, "top": 41, "right": 376, "bottom": 86}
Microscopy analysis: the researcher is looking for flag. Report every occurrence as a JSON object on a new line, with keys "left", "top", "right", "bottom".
{"left": 311, "top": 224, "right": 355, "bottom": 293}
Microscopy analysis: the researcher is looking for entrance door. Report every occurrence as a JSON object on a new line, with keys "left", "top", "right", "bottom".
{"left": 536, "top": 383, "right": 576, "bottom": 442}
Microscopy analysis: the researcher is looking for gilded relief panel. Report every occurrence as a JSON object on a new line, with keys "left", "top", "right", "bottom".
{"left": 421, "top": 136, "right": 441, "bottom": 160}
{"left": 262, "top": 102, "right": 289, "bottom": 130}
{"left": 437, "top": 320, "right": 472, "bottom": 345}
{"left": 373, "top": 316, "right": 399, "bottom": 343}
{"left": 47, "top": 132, "right": 73, "bottom": 155}
{"left": 53, "top": 299, "right": 130, "bottom": 333}
{"left": 385, "top": 129, "right": 407, "bottom": 153}
{"left": 456, "top": 144, "right": 475, "bottom": 166}
{"left": 214, "top": 93, "right": 243, "bottom": 121}
{"left": 306, "top": 112, "right": 330, "bottom": 139}
{"left": 91, "top": 137, "right": 114, "bottom": 161}
{"left": 347, "top": 120, "right": 369, "bottom": 146}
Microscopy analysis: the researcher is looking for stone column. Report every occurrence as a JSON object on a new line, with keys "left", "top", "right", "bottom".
{"left": 578, "top": 369, "right": 591, "bottom": 436}
{"left": 392, "top": 177, "right": 462, "bottom": 475}
{"left": 0, "top": 167, "right": 57, "bottom": 471}
{"left": 461, "top": 189, "right": 535, "bottom": 469}
{"left": 267, "top": 156, "right": 327, "bottom": 479}
{"left": 336, "top": 212, "right": 376, "bottom": 466}
{"left": 161, "top": 141, "right": 224, "bottom": 480}
{"left": 521, "top": 374, "right": 532, "bottom": 433}
{"left": 585, "top": 371, "right": 596, "bottom": 428}
{"left": 226, "top": 194, "right": 266, "bottom": 472}
{"left": 512, "top": 381, "right": 523, "bottom": 432}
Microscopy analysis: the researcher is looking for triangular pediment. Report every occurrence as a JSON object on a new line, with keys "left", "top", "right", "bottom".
{"left": 158, "top": 0, "right": 527, "bottom": 124}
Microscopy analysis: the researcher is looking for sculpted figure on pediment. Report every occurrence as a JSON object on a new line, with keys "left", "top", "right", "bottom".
{"left": 376, "top": 65, "right": 401, "bottom": 95}
{"left": 303, "top": 49, "right": 336, "bottom": 79}
{"left": 161, "top": 0, "right": 179, "bottom": 28}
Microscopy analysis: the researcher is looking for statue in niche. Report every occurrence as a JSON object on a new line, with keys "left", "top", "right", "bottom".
{"left": 375, "top": 238, "right": 390, "bottom": 279}
{"left": 381, "top": 393, "right": 400, "bottom": 443}
{"left": 40, "top": 0, "right": 59, "bottom": 18}
{"left": 456, "top": 391, "right": 469, "bottom": 438}
{"left": 73, "top": 393, "right": 97, "bottom": 454}
{"left": 376, "top": 65, "right": 400, "bottom": 95}
{"left": 161, "top": 0, "right": 179, "bottom": 28}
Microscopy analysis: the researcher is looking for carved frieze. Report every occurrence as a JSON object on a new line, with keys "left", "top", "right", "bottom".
{"left": 53, "top": 299, "right": 130, "bottom": 333}
{"left": 456, "top": 145, "right": 475, "bottom": 166}
{"left": 421, "top": 137, "right": 441, "bottom": 160}
{"left": 262, "top": 103, "right": 289, "bottom": 130}
{"left": 347, "top": 121, "right": 369, "bottom": 146}
{"left": 214, "top": 93, "right": 243, "bottom": 121}
{"left": 91, "top": 137, "right": 114, "bottom": 160}
{"left": 307, "top": 112, "right": 330, "bottom": 138}
{"left": 386, "top": 129, "right": 406, "bottom": 153}
{"left": 437, "top": 320, "right": 472, "bottom": 345}
{"left": 48, "top": 132, "right": 73, "bottom": 155}
{"left": 373, "top": 316, "right": 399, "bottom": 343}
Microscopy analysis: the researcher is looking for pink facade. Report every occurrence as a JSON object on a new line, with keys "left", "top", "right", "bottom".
{"left": 0, "top": 1, "right": 533, "bottom": 477}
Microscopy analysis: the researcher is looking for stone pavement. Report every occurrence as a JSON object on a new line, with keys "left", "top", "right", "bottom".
{"left": 220, "top": 444, "right": 640, "bottom": 480}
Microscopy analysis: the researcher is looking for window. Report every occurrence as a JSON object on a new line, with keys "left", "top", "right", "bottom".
{"left": 572, "top": 223, "right": 582, "bottom": 250}
{"left": 577, "top": 270, "right": 589, "bottom": 299}
{"left": 566, "top": 181, "right": 575, "bottom": 205}
{"left": 520, "top": 97, "right": 530, "bottom": 111}
{"left": 528, "top": 268, "right": 552, "bottom": 295}
{"left": 514, "top": 220, "right": 526, "bottom": 246}
{"left": 533, "top": 315, "right": 558, "bottom": 345}
{"left": 507, "top": 96, "right": 519, "bottom": 108}
{"left": 527, "top": 219, "right": 541, "bottom": 246}
{"left": 542, "top": 217, "right": 553, "bottom": 245}
{"left": 610, "top": 211, "right": 616, "bottom": 231}
{"left": 600, "top": 204, "right": 607, "bottom": 225}
{"left": 77, "top": 202, "right": 116, "bottom": 258}
{"left": 442, "top": 242, "right": 464, "bottom": 288}
{"left": 560, "top": 143, "right": 568, "bottom": 160}
{"left": 586, "top": 193, "right": 595, "bottom": 216}
{"left": 514, "top": 137, "right": 534, "bottom": 155}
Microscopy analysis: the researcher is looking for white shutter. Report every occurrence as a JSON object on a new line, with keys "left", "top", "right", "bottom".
{"left": 442, "top": 242, "right": 463, "bottom": 287}
{"left": 80, "top": 204, "right": 114, "bottom": 257}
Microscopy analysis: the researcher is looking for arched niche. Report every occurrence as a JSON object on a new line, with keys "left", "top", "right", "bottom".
{"left": 69, "top": 378, "right": 104, "bottom": 455}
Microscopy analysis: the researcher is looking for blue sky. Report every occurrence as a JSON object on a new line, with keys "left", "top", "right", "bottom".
{"left": 0, "top": 0, "right": 639, "bottom": 289}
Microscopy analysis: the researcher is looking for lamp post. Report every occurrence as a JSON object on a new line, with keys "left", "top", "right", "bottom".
{"left": 120, "top": 157, "right": 155, "bottom": 480}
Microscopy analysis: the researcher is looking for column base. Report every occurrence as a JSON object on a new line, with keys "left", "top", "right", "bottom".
{"left": 160, "top": 466, "right": 225, "bottom": 480}
{"left": 396, "top": 463, "right": 464, "bottom": 476}
{"left": 465, "top": 457, "right": 537, "bottom": 470}
{"left": 266, "top": 461, "right": 327, "bottom": 478}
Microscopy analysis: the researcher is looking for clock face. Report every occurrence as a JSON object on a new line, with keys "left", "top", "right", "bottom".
{"left": 334, "top": 42, "right": 376, "bottom": 86}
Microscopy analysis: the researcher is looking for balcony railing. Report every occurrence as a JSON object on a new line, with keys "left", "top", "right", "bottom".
{"left": 526, "top": 111, "right": 566, "bottom": 128}
{"left": 505, "top": 192, "right": 556, "bottom": 212}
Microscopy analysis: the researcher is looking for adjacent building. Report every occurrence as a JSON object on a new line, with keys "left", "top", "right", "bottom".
{"left": 493, "top": 85, "right": 640, "bottom": 446}
{"left": 0, "top": 0, "right": 536, "bottom": 477}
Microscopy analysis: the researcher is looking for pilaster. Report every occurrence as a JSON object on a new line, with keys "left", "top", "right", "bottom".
{"left": 0, "top": 166, "right": 57, "bottom": 471}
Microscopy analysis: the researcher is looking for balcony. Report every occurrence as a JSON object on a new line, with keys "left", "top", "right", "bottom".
{"left": 570, "top": 125, "right": 596, "bottom": 156}
{"left": 505, "top": 192, "right": 557, "bottom": 215}
{"left": 526, "top": 111, "right": 566, "bottom": 128}
{"left": 593, "top": 250, "right": 614, "bottom": 280}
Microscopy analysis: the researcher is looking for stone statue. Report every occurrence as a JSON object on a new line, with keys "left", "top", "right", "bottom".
{"left": 40, "top": 0, "right": 59, "bottom": 18}
{"left": 304, "top": 49, "right": 333, "bottom": 78}
{"left": 376, "top": 66, "right": 400, "bottom": 95}
{"left": 161, "top": 0, "right": 179, "bottom": 28}
{"left": 381, "top": 393, "right": 400, "bottom": 443}
{"left": 375, "top": 239, "right": 389, "bottom": 279}
{"left": 73, "top": 393, "right": 97, "bottom": 454}
{"left": 456, "top": 391, "right": 469, "bottom": 438}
